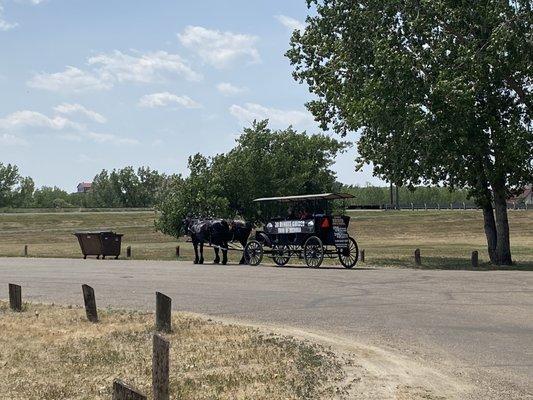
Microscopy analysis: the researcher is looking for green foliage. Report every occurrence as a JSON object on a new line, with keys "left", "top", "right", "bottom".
{"left": 288, "top": 0, "right": 532, "bottom": 195}
{"left": 0, "top": 163, "right": 34, "bottom": 208}
{"left": 88, "top": 166, "right": 172, "bottom": 208}
{"left": 155, "top": 120, "right": 348, "bottom": 236}
{"left": 33, "top": 186, "right": 73, "bottom": 208}
{"left": 288, "top": 0, "right": 532, "bottom": 264}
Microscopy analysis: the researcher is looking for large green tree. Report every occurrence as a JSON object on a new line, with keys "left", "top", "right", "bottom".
{"left": 155, "top": 120, "right": 347, "bottom": 237}
{"left": 287, "top": 0, "right": 532, "bottom": 265}
{"left": 211, "top": 120, "right": 348, "bottom": 222}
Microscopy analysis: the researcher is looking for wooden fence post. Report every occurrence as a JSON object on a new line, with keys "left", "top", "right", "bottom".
{"left": 24, "top": 245, "right": 28, "bottom": 257}
{"left": 126, "top": 246, "right": 132, "bottom": 258}
{"left": 360, "top": 249, "right": 365, "bottom": 263}
{"left": 152, "top": 334, "right": 170, "bottom": 400}
{"left": 155, "top": 292, "right": 172, "bottom": 333}
{"left": 82, "top": 284, "right": 98, "bottom": 323}
{"left": 175, "top": 246, "right": 180, "bottom": 258}
{"left": 112, "top": 379, "right": 147, "bottom": 400}
{"left": 9, "top": 284, "right": 22, "bottom": 312}
{"left": 414, "top": 249, "right": 421, "bottom": 265}
{"left": 471, "top": 251, "right": 479, "bottom": 268}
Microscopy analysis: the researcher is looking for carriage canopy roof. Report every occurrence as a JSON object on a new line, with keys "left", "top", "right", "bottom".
{"left": 253, "top": 193, "right": 354, "bottom": 203}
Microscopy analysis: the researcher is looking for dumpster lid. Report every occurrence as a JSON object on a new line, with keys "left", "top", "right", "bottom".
{"left": 74, "top": 231, "right": 117, "bottom": 235}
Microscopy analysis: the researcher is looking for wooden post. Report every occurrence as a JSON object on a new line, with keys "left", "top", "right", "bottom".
{"left": 360, "top": 249, "right": 365, "bottom": 263}
{"left": 9, "top": 284, "right": 22, "bottom": 312}
{"left": 414, "top": 249, "right": 421, "bottom": 265}
{"left": 471, "top": 251, "right": 479, "bottom": 268}
{"left": 175, "top": 246, "right": 180, "bottom": 258}
{"left": 155, "top": 292, "right": 172, "bottom": 333}
{"left": 126, "top": 246, "right": 132, "bottom": 258}
{"left": 112, "top": 379, "right": 147, "bottom": 400}
{"left": 24, "top": 245, "right": 28, "bottom": 257}
{"left": 152, "top": 334, "right": 170, "bottom": 400}
{"left": 82, "top": 284, "right": 98, "bottom": 323}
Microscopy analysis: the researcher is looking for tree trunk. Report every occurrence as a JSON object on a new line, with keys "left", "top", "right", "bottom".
{"left": 493, "top": 186, "right": 513, "bottom": 265}
{"left": 481, "top": 203, "right": 498, "bottom": 264}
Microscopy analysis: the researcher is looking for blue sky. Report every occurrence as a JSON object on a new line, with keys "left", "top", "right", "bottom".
{"left": 0, "top": 0, "right": 382, "bottom": 191}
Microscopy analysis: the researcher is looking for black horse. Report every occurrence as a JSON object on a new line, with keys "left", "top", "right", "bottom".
{"left": 184, "top": 217, "right": 230, "bottom": 264}
{"left": 215, "top": 220, "right": 252, "bottom": 264}
{"left": 183, "top": 217, "right": 252, "bottom": 265}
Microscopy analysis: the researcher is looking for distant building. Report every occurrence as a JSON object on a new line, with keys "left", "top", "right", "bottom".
{"left": 77, "top": 182, "right": 92, "bottom": 193}
{"left": 524, "top": 186, "right": 533, "bottom": 205}
{"left": 508, "top": 185, "right": 532, "bottom": 205}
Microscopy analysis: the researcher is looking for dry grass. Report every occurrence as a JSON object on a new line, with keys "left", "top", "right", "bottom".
{"left": 0, "top": 301, "right": 343, "bottom": 399}
{"left": 0, "top": 210, "right": 531, "bottom": 269}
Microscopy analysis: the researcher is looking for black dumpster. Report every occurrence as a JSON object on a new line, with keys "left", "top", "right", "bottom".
{"left": 74, "top": 231, "right": 123, "bottom": 259}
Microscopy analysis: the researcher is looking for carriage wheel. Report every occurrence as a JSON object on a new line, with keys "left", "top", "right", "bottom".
{"left": 272, "top": 245, "right": 290, "bottom": 266}
{"left": 244, "top": 240, "right": 263, "bottom": 266}
{"left": 304, "top": 236, "right": 324, "bottom": 268}
{"left": 338, "top": 237, "right": 359, "bottom": 269}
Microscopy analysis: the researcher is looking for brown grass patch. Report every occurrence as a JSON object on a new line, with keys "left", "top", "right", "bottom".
{"left": 0, "top": 302, "right": 344, "bottom": 399}
{"left": 0, "top": 209, "right": 531, "bottom": 268}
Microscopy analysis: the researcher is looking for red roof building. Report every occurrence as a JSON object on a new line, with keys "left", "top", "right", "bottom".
{"left": 77, "top": 182, "right": 92, "bottom": 193}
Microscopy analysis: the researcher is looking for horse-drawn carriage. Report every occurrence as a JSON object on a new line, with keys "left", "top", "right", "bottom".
{"left": 243, "top": 193, "right": 359, "bottom": 268}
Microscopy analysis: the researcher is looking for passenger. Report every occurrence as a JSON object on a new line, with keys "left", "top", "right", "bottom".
{"left": 287, "top": 207, "right": 297, "bottom": 220}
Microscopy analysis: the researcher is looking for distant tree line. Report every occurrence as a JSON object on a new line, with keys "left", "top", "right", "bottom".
{"left": 0, "top": 163, "right": 174, "bottom": 209}
{"left": 342, "top": 185, "right": 473, "bottom": 207}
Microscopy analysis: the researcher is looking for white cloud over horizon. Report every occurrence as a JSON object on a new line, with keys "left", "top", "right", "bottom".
{"left": 229, "top": 103, "right": 315, "bottom": 129}
{"left": 88, "top": 50, "right": 202, "bottom": 83}
{"left": 27, "top": 50, "right": 201, "bottom": 93}
{"left": 0, "top": 2, "right": 18, "bottom": 31}
{"left": 0, "top": 110, "right": 83, "bottom": 131}
{"left": 138, "top": 92, "right": 201, "bottom": 109}
{"left": 178, "top": 26, "right": 260, "bottom": 68}
{"left": 275, "top": 15, "right": 305, "bottom": 32}
{"left": 0, "top": 133, "right": 28, "bottom": 146}
{"left": 27, "top": 66, "right": 112, "bottom": 93}
{"left": 0, "top": 109, "right": 138, "bottom": 146}
{"left": 216, "top": 82, "right": 246, "bottom": 96}
{"left": 54, "top": 103, "right": 107, "bottom": 124}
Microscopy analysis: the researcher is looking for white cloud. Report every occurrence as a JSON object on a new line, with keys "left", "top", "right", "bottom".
{"left": 88, "top": 50, "right": 202, "bottom": 83}
{"left": 0, "top": 2, "right": 17, "bottom": 31}
{"left": 229, "top": 103, "right": 315, "bottom": 128}
{"left": 54, "top": 103, "right": 107, "bottom": 123}
{"left": 27, "top": 66, "right": 111, "bottom": 93}
{"left": 0, "top": 109, "right": 137, "bottom": 146}
{"left": 216, "top": 82, "right": 246, "bottom": 96}
{"left": 138, "top": 92, "right": 201, "bottom": 109}
{"left": 28, "top": 50, "right": 201, "bottom": 93}
{"left": 84, "top": 132, "right": 139, "bottom": 145}
{"left": 0, "top": 133, "right": 28, "bottom": 146}
{"left": 178, "top": 26, "right": 260, "bottom": 68}
{"left": 0, "top": 110, "right": 83, "bottom": 130}
{"left": 275, "top": 15, "right": 305, "bottom": 32}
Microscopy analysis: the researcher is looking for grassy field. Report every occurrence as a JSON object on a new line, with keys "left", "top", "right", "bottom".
{"left": 0, "top": 302, "right": 343, "bottom": 399}
{"left": 0, "top": 210, "right": 531, "bottom": 268}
